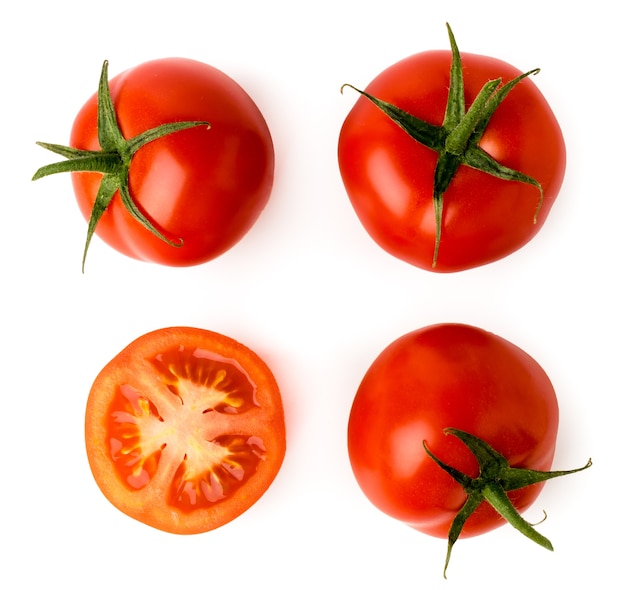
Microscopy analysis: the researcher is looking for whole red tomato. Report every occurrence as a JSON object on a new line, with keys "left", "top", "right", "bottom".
{"left": 348, "top": 323, "right": 590, "bottom": 575}
{"left": 348, "top": 324, "right": 559, "bottom": 538}
{"left": 338, "top": 26, "right": 566, "bottom": 272}
{"left": 34, "top": 58, "right": 274, "bottom": 269}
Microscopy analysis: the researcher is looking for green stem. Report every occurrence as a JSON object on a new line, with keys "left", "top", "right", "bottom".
{"left": 442, "top": 22, "right": 465, "bottom": 130}
{"left": 482, "top": 484, "right": 553, "bottom": 550}
{"left": 444, "top": 78, "right": 501, "bottom": 155}
{"left": 32, "top": 151, "right": 122, "bottom": 178}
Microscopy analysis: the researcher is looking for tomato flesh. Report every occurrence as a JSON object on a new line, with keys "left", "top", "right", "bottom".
{"left": 347, "top": 324, "right": 559, "bottom": 538}
{"left": 86, "top": 328, "right": 286, "bottom": 534}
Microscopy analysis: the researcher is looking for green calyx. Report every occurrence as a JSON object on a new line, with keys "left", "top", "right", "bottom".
{"left": 342, "top": 23, "right": 544, "bottom": 268}
{"left": 32, "top": 60, "right": 210, "bottom": 272}
{"left": 423, "top": 427, "right": 592, "bottom": 578}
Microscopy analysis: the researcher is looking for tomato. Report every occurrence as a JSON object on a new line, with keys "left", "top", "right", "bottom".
{"left": 347, "top": 323, "right": 560, "bottom": 539}
{"left": 85, "top": 327, "right": 286, "bottom": 534}
{"left": 338, "top": 26, "right": 566, "bottom": 272}
{"left": 34, "top": 58, "right": 274, "bottom": 269}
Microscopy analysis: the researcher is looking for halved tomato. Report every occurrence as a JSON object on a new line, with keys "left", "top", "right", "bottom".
{"left": 85, "top": 327, "right": 286, "bottom": 534}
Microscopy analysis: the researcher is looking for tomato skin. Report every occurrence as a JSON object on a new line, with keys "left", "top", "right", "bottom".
{"left": 85, "top": 327, "right": 286, "bottom": 534}
{"left": 338, "top": 51, "right": 566, "bottom": 272}
{"left": 70, "top": 58, "right": 274, "bottom": 266}
{"left": 347, "top": 324, "right": 559, "bottom": 538}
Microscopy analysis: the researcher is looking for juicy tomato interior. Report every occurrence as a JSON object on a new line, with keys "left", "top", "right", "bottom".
{"left": 86, "top": 327, "right": 286, "bottom": 534}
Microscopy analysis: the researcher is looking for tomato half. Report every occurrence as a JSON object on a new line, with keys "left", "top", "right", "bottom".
{"left": 338, "top": 39, "right": 566, "bottom": 272}
{"left": 69, "top": 58, "right": 274, "bottom": 266}
{"left": 347, "top": 323, "right": 559, "bottom": 539}
{"left": 85, "top": 327, "right": 286, "bottom": 534}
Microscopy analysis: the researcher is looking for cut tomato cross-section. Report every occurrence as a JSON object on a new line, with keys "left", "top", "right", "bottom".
{"left": 85, "top": 327, "right": 286, "bottom": 534}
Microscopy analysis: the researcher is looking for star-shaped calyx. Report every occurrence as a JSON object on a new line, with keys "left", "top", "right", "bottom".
{"left": 424, "top": 427, "right": 591, "bottom": 578}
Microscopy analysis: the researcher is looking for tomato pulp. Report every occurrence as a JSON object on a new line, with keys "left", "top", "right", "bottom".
{"left": 85, "top": 327, "right": 286, "bottom": 534}
{"left": 347, "top": 323, "right": 559, "bottom": 538}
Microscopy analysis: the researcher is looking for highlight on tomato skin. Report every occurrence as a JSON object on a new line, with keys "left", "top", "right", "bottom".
{"left": 85, "top": 327, "right": 286, "bottom": 534}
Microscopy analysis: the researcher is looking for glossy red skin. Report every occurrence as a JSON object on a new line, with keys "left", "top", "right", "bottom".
{"left": 338, "top": 51, "right": 566, "bottom": 272}
{"left": 347, "top": 324, "right": 559, "bottom": 538}
{"left": 70, "top": 58, "right": 274, "bottom": 266}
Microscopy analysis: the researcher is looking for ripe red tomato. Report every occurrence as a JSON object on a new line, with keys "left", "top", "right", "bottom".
{"left": 338, "top": 29, "right": 566, "bottom": 272}
{"left": 37, "top": 58, "right": 274, "bottom": 267}
{"left": 347, "top": 324, "right": 559, "bottom": 539}
{"left": 85, "top": 327, "right": 286, "bottom": 534}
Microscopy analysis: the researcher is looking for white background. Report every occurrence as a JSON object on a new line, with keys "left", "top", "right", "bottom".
{"left": 2, "top": 1, "right": 622, "bottom": 587}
